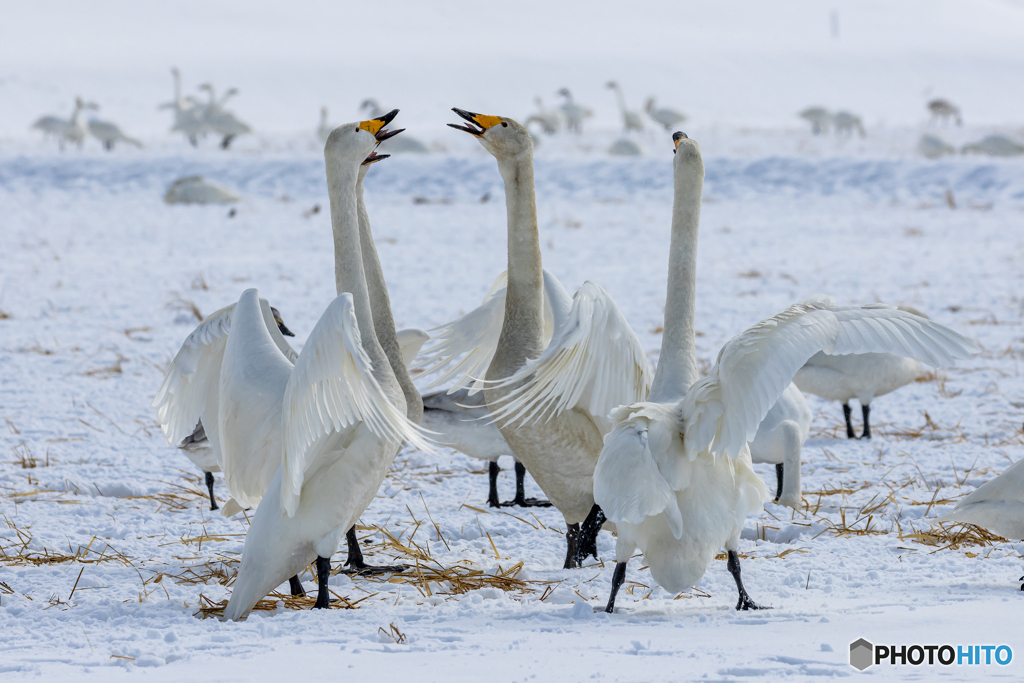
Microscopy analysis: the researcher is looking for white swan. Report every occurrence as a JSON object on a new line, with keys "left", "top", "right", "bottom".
{"left": 198, "top": 84, "right": 252, "bottom": 149}
{"left": 832, "top": 111, "right": 864, "bottom": 137}
{"left": 793, "top": 305, "right": 930, "bottom": 440}
{"left": 87, "top": 115, "right": 143, "bottom": 150}
{"left": 643, "top": 97, "right": 686, "bottom": 131}
{"left": 163, "top": 176, "right": 240, "bottom": 205}
{"left": 158, "top": 68, "right": 206, "bottom": 147}
{"left": 608, "top": 139, "right": 642, "bottom": 156}
{"left": 448, "top": 109, "right": 651, "bottom": 567}
{"left": 606, "top": 81, "right": 643, "bottom": 132}
{"left": 317, "top": 107, "right": 334, "bottom": 143}
{"left": 961, "top": 134, "right": 1024, "bottom": 157}
{"left": 415, "top": 269, "right": 571, "bottom": 507}
{"left": 799, "top": 107, "right": 832, "bottom": 135}
{"left": 928, "top": 98, "right": 962, "bottom": 126}
{"left": 33, "top": 97, "right": 96, "bottom": 150}
{"left": 556, "top": 88, "right": 593, "bottom": 134}
{"left": 933, "top": 458, "right": 1024, "bottom": 544}
{"left": 591, "top": 132, "right": 977, "bottom": 613}
{"left": 748, "top": 382, "right": 811, "bottom": 506}
{"left": 917, "top": 134, "right": 955, "bottom": 159}
{"left": 525, "top": 97, "right": 561, "bottom": 135}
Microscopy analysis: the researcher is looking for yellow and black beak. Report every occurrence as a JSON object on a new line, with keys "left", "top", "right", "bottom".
{"left": 270, "top": 307, "right": 295, "bottom": 337}
{"left": 358, "top": 108, "right": 404, "bottom": 142}
{"left": 672, "top": 131, "right": 688, "bottom": 153}
{"left": 448, "top": 108, "right": 502, "bottom": 137}
{"left": 362, "top": 150, "right": 390, "bottom": 166}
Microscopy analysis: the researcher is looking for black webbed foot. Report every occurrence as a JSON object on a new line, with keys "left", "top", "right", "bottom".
{"left": 342, "top": 525, "right": 407, "bottom": 576}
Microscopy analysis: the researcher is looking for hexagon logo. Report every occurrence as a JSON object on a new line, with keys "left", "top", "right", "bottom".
{"left": 849, "top": 638, "right": 874, "bottom": 671}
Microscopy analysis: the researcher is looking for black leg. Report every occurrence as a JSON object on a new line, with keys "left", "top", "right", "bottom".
{"left": 727, "top": 550, "right": 765, "bottom": 611}
{"left": 487, "top": 461, "right": 501, "bottom": 508}
{"left": 342, "top": 525, "right": 408, "bottom": 576}
{"left": 289, "top": 575, "right": 305, "bottom": 597}
{"left": 221, "top": 134, "right": 234, "bottom": 149}
{"left": 312, "top": 556, "right": 332, "bottom": 609}
{"left": 604, "top": 561, "right": 627, "bottom": 613}
{"left": 204, "top": 471, "right": 218, "bottom": 511}
{"left": 860, "top": 404, "right": 871, "bottom": 440}
{"left": 1019, "top": 575, "right": 1023, "bottom": 591}
{"left": 774, "top": 464, "right": 784, "bottom": 503}
{"left": 563, "top": 523, "right": 581, "bottom": 569}
{"left": 505, "top": 461, "right": 551, "bottom": 508}
{"left": 843, "top": 403, "right": 856, "bottom": 439}
{"left": 574, "top": 504, "right": 606, "bottom": 567}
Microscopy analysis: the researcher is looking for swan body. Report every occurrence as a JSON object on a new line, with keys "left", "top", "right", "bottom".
{"left": 799, "top": 107, "right": 831, "bottom": 135}
{"left": 934, "top": 458, "right": 1024, "bottom": 541}
{"left": 917, "top": 134, "right": 956, "bottom": 159}
{"left": 643, "top": 97, "right": 686, "bottom": 131}
{"left": 88, "top": 118, "right": 143, "bottom": 150}
{"left": 164, "top": 176, "right": 240, "bottom": 205}
{"left": 608, "top": 138, "right": 642, "bottom": 156}
{"left": 31, "top": 115, "right": 66, "bottom": 139}
{"left": 33, "top": 97, "right": 96, "bottom": 150}
{"left": 832, "top": 111, "right": 864, "bottom": 137}
{"left": 160, "top": 69, "right": 206, "bottom": 146}
{"left": 928, "top": 98, "right": 962, "bottom": 126}
{"left": 448, "top": 109, "right": 650, "bottom": 564}
{"left": 961, "top": 134, "right": 1024, "bottom": 157}
{"left": 525, "top": 97, "right": 561, "bottom": 135}
{"left": 592, "top": 133, "right": 977, "bottom": 613}
{"left": 606, "top": 81, "right": 643, "bottom": 132}
{"left": 198, "top": 84, "right": 252, "bottom": 149}
{"left": 748, "top": 382, "right": 811, "bottom": 506}
{"left": 317, "top": 107, "right": 334, "bottom": 143}
{"left": 556, "top": 89, "right": 593, "bottom": 134}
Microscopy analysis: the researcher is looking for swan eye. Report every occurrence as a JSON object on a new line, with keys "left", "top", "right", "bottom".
{"left": 501, "top": 122, "right": 508, "bottom": 128}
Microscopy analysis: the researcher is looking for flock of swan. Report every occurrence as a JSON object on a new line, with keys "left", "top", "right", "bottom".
{"left": 147, "top": 106, "right": 1023, "bottom": 623}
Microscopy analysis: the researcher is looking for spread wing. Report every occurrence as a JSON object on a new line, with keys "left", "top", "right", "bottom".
{"left": 682, "top": 296, "right": 978, "bottom": 461}
{"left": 281, "top": 293, "right": 432, "bottom": 517}
{"left": 486, "top": 281, "right": 651, "bottom": 434}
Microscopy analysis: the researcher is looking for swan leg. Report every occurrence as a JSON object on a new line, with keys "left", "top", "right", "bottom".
{"left": 563, "top": 523, "right": 581, "bottom": 569}
{"left": 312, "top": 556, "right": 333, "bottom": 609}
{"left": 188, "top": 134, "right": 198, "bottom": 148}
{"left": 289, "top": 575, "right": 305, "bottom": 597}
{"left": 342, "top": 526, "right": 408, "bottom": 576}
{"left": 842, "top": 403, "right": 856, "bottom": 439}
{"left": 774, "top": 464, "right": 784, "bottom": 503}
{"left": 727, "top": 550, "right": 765, "bottom": 611}
{"left": 574, "top": 504, "right": 606, "bottom": 566}
{"left": 221, "top": 134, "right": 234, "bottom": 150}
{"left": 504, "top": 461, "right": 551, "bottom": 508}
{"left": 603, "top": 561, "right": 628, "bottom": 613}
{"left": 860, "top": 404, "right": 871, "bottom": 440}
{"left": 487, "top": 461, "right": 502, "bottom": 508}
{"left": 204, "top": 471, "right": 218, "bottom": 511}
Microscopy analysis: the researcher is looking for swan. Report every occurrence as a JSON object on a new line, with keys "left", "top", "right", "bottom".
{"left": 928, "top": 99, "right": 962, "bottom": 126}
{"left": 358, "top": 99, "right": 429, "bottom": 153}
{"left": 525, "top": 97, "right": 561, "bottom": 135}
{"left": 556, "top": 88, "right": 593, "bottom": 134}
{"left": 87, "top": 116, "right": 143, "bottom": 150}
{"left": 643, "top": 97, "right": 686, "bottom": 131}
{"left": 793, "top": 306, "right": 931, "bottom": 440}
{"left": 158, "top": 68, "right": 206, "bottom": 146}
{"left": 832, "top": 111, "right": 864, "bottom": 138}
{"left": 917, "top": 134, "right": 956, "bottom": 159}
{"left": 170, "top": 307, "right": 296, "bottom": 511}
{"left": 198, "top": 84, "right": 252, "bottom": 149}
{"left": 961, "top": 134, "right": 1024, "bottom": 157}
{"left": 799, "top": 107, "right": 832, "bottom": 135}
{"left": 164, "top": 176, "right": 240, "bottom": 205}
{"left": 414, "top": 269, "right": 572, "bottom": 507}
{"left": 317, "top": 107, "right": 334, "bottom": 143}
{"left": 933, "top": 458, "right": 1024, "bottom": 544}
{"left": 592, "top": 132, "right": 977, "bottom": 613}
{"left": 448, "top": 108, "right": 651, "bottom": 567}
{"left": 608, "top": 139, "right": 642, "bottom": 156}
{"left": 606, "top": 81, "right": 643, "bottom": 132}
{"left": 748, "top": 382, "right": 811, "bottom": 506}
{"left": 33, "top": 97, "right": 96, "bottom": 150}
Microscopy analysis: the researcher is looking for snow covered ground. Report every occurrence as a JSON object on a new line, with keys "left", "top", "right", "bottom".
{"left": 3, "top": 2, "right": 1024, "bottom": 681}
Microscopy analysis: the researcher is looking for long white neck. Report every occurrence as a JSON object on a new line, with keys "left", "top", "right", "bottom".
{"left": 356, "top": 168, "right": 423, "bottom": 422}
{"left": 490, "top": 152, "right": 545, "bottom": 376}
{"left": 173, "top": 71, "right": 181, "bottom": 104}
{"left": 648, "top": 157, "right": 703, "bottom": 403}
{"left": 612, "top": 86, "right": 627, "bottom": 115}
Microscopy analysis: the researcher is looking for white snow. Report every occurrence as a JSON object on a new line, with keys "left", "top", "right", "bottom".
{"left": 2, "top": 2, "right": 1024, "bottom": 681}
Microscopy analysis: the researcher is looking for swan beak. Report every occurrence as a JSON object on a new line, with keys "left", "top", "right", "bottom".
{"left": 362, "top": 150, "right": 391, "bottom": 166}
{"left": 270, "top": 307, "right": 295, "bottom": 337}
{"left": 448, "top": 108, "right": 502, "bottom": 137}
{"left": 672, "top": 131, "right": 688, "bottom": 153}
{"left": 358, "top": 109, "right": 402, "bottom": 142}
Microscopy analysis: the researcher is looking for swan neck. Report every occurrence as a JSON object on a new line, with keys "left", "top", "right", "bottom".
{"left": 649, "top": 164, "right": 702, "bottom": 402}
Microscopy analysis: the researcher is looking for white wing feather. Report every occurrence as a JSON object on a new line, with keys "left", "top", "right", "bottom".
{"left": 281, "top": 293, "right": 432, "bottom": 517}
{"left": 682, "top": 296, "right": 977, "bottom": 461}
{"left": 486, "top": 281, "right": 651, "bottom": 434}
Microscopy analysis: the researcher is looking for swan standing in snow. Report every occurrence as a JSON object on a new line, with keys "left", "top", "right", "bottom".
{"left": 748, "top": 383, "right": 811, "bottom": 506}
{"left": 525, "top": 97, "right": 561, "bottom": 135}
{"left": 606, "top": 81, "right": 643, "bottom": 132}
{"left": 159, "top": 68, "right": 206, "bottom": 146}
{"left": 933, "top": 458, "right": 1024, "bottom": 558}
{"left": 928, "top": 99, "right": 962, "bottom": 126}
{"left": 198, "top": 83, "right": 252, "bottom": 149}
{"left": 644, "top": 97, "right": 686, "bottom": 131}
{"left": 556, "top": 88, "right": 593, "bottom": 134}
{"left": 607, "top": 139, "right": 642, "bottom": 156}
{"left": 448, "top": 109, "right": 651, "bottom": 567}
{"left": 832, "top": 111, "right": 865, "bottom": 138}
{"left": 799, "top": 107, "right": 832, "bottom": 135}
{"left": 414, "top": 269, "right": 572, "bottom": 507}
{"left": 961, "top": 134, "right": 1024, "bottom": 157}
{"left": 87, "top": 114, "right": 143, "bottom": 150}
{"left": 917, "top": 134, "right": 956, "bottom": 159}
{"left": 32, "top": 97, "right": 96, "bottom": 150}
{"left": 793, "top": 306, "right": 932, "bottom": 440}
{"left": 317, "top": 107, "right": 335, "bottom": 143}
{"left": 592, "top": 132, "right": 977, "bottom": 613}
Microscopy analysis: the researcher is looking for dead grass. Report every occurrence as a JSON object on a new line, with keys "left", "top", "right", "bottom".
{"left": 167, "top": 296, "right": 203, "bottom": 322}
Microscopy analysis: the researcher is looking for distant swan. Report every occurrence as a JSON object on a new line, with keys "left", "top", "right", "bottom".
{"left": 556, "top": 88, "right": 593, "bottom": 134}
{"left": 158, "top": 68, "right": 206, "bottom": 146}
{"left": 88, "top": 114, "right": 143, "bottom": 150}
{"left": 644, "top": 97, "right": 686, "bottom": 131}
{"left": 961, "top": 134, "right": 1024, "bottom": 157}
{"left": 198, "top": 83, "right": 252, "bottom": 149}
{"left": 606, "top": 81, "right": 643, "bottom": 132}
{"left": 32, "top": 97, "right": 95, "bottom": 150}
{"left": 928, "top": 99, "right": 962, "bottom": 126}
{"left": 317, "top": 107, "right": 334, "bottom": 143}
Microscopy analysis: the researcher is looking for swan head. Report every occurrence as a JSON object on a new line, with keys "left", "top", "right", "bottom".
{"left": 605, "top": 81, "right": 618, "bottom": 89}
{"left": 269, "top": 307, "right": 295, "bottom": 337}
{"left": 449, "top": 108, "right": 532, "bottom": 159}
{"left": 672, "top": 132, "right": 703, "bottom": 175}
{"left": 325, "top": 108, "right": 403, "bottom": 166}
